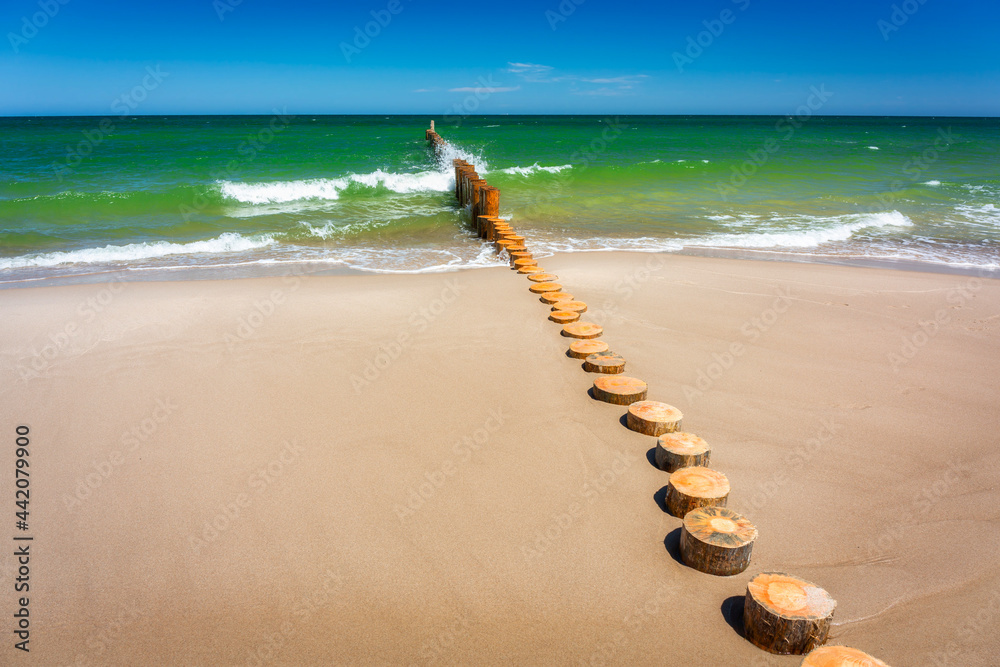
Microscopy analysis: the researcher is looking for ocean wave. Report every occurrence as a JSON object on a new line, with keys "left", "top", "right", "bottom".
{"left": 0, "top": 232, "right": 275, "bottom": 270}
{"left": 923, "top": 180, "right": 942, "bottom": 186}
{"left": 497, "top": 163, "right": 573, "bottom": 176}
{"left": 218, "top": 169, "right": 452, "bottom": 204}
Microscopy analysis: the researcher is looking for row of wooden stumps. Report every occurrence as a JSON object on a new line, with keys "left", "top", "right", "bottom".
{"left": 426, "top": 123, "right": 888, "bottom": 666}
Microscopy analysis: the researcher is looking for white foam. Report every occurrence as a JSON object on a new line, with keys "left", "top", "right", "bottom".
{"left": 868, "top": 146, "right": 880, "bottom": 150}
{"left": 497, "top": 163, "right": 573, "bottom": 176}
{"left": 0, "top": 233, "right": 276, "bottom": 270}
{"left": 219, "top": 169, "right": 453, "bottom": 205}
{"left": 923, "top": 180, "right": 942, "bottom": 186}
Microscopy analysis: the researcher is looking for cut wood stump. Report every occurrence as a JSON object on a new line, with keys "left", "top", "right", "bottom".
{"left": 568, "top": 340, "right": 609, "bottom": 359}
{"left": 518, "top": 266, "right": 543, "bottom": 275}
{"left": 562, "top": 322, "right": 604, "bottom": 339}
{"left": 801, "top": 646, "right": 889, "bottom": 666}
{"left": 513, "top": 258, "right": 538, "bottom": 269}
{"left": 505, "top": 245, "right": 527, "bottom": 255}
{"left": 744, "top": 572, "right": 836, "bottom": 655}
{"left": 655, "top": 432, "right": 710, "bottom": 472}
{"left": 627, "top": 401, "right": 683, "bottom": 436}
{"left": 583, "top": 352, "right": 626, "bottom": 374}
{"left": 495, "top": 239, "right": 515, "bottom": 253}
{"left": 549, "top": 311, "right": 581, "bottom": 324}
{"left": 680, "top": 506, "right": 757, "bottom": 576}
{"left": 529, "top": 282, "right": 562, "bottom": 294}
{"left": 665, "top": 466, "right": 729, "bottom": 517}
{"left": 528, "top": 273, "right": 559, "bottom": 283}
{"left": 506, "top": 235, "right": 525, "bottom": 246}
{"left": 592, "top": 376, "right": 647, "bottom": 405}
{"left": 552, "top": 300, "right": 586, "bottom": 313}
{"left": 540, "top": 291, "right": 573, "bottom": 304}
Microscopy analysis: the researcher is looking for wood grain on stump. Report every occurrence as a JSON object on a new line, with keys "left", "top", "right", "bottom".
{"left": 552, "top": 300, "right": 587, "bottom": 313}
{"left": 505, "top": 245, "right": 527, "bottom": 254}
{"left": 529, "top": 282, "right": 562, "bottom": 294}
{"left": 518, "top": 266, "right": 544, "bottom": 274}
{"left": 568, "top": 339, "right": 609, "bottom": 359}
{"left": 562, "top": 322, "right": 604, "bottom": 339}
{"left": 549, "top": 311, "right": 581, "bottom": 324}
{"left": 540, "top": 291, "right": 573, "bottom": 304}
{"left": 506, "top": 235, "right": 525, "bottom": 246}
{"left": 513, "top": 258, "right": 538, "bottom": 269}
{"left": 495, "top": 239, "right": 515, "bottom": 253}
{"left": 665, "top": 466, "right": 729, "bottom": 517}
{"left": 509, "top": 251, "right": 533, "bottom": 264}
{"left": 528, "top": 273, "right": 558, "bottom": 283}
{"left": 680, "top": 506, "right": 757, "bottom": 576}
{"left": 744, "top": 572, "right": 836, "bottom": 655}
{"left": 627, "top": 401, "right": 683, "bottom": 436}
{"left": 583, "top": 352, "right": 626, "bottom": 374}
{"left": 592, "top": 376, "right": 647, "bottom": 405}
{"left": 655, "top": 432, "right": 711, "bottom": 472}
{"left": 801, "top": 646, "right": 889, "bottom": 667}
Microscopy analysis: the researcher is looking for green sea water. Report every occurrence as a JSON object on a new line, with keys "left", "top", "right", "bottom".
{"left": 0, "top": 114, "right": 997, "bottom": 283}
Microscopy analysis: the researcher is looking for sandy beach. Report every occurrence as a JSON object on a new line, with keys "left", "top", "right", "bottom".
{"left": 1, "top": 252, "right": 999, "bottom": 665}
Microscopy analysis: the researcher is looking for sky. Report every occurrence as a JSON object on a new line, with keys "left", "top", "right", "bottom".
{"left": 1, "top": 0, "right": 998, "bottom": 116}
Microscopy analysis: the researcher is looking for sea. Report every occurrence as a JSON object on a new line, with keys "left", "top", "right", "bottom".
{"left": 0, "top": 114, "right": 997, "bottom": 286}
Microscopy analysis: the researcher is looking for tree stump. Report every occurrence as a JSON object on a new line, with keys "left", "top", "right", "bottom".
{"left": 529, "top": 282, "right": 562, "bottom": 294}
{"left": 505, "top": 245, "right": 527, "bottom": 255}
{"left": 627, "top": 401, "right": 683, "bottom": 436}
{"left": 592, "top": 376, "right": 647, "bottom": 405}
{"left": 680, "top": 506, "right": 757, "bottom": 576}
{"left": 549, "top": 311, "right": 581, "bottom": 324}
{"left": 528, "top": 273, "right": 559, "bottom": 283}
{"left": 540, "top": 291, "right": 573, "bottom": 304}
{"left": 495, "top": 239, "right": 515, "bottom": 254}
{"left": 513, "top": 258, "right": 537, "bottom": 270}
{"left": 583, "top": 352, "right": 626, "bottom": 374}
{"left": 655, "top": 432, "right": 711, "bottom": 472}
{"left": 801, "top": 646, "right": 889, "bottom": 666}
{"left": 562, "top": 322, "right": 603, "bottom": 339}
{"left": 568, "top": 340, "right": 609, "bottom": 359}
{"left": 552, "top": 300, "right": 586, "bottom": 313}
{"left": 743, "top": 572, "right": 836, "bottom": 655}
{"left": 518, "top": 266, "right": 543, "bottom": 275}
{"left": 665, "top": 466, "right": 729, "bottom": 517}
{"left": 506, "top": 235, "right": 525, "bottom": 246}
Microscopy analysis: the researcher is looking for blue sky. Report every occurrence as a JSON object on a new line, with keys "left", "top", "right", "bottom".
{"left": 1, "top": 0, "right": 998, "bottom": 116}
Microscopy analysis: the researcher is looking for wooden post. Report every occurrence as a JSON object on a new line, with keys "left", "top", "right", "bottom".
{"left": 801, "top": 646, "right": 889, "bottom": 666}
{"left": 540, "top": 291, "right": 573, "bottom": 304}
{"left": 549, "top": 310, "right": 581, "bottom": 324}
{"left": 430, "top": 120, "right": 435, "bottom": 132}
{"left": 626, "top": 401, "right": 683, "bottom": 436}
{"left": 655, "top": 432, "right": 711, "bottom": 473}
{"left": 665, "top": 466, "right": 729, "bottom": 517}
{"left": 568, "top": 340, "right": 609, "bottom": 359}
{"left": 680, "top": 506, "right": 757, "bottom": 576}
{"left": 583, "top": 352, "right": 626, "bottom": 374}
{"left": 454, "top": 160, "right": 467, "bottom": 200}
{"left": 482, "top": 186, "right": 500, "bottom": 219}
{"left": 591, "top": 375, "right": 646, "bottom": 403}
{"left": 743, "top": 572, "right": 836, "bottom": 655}
{"left": 469, "top": 179, "right": 485, "bottom": 221}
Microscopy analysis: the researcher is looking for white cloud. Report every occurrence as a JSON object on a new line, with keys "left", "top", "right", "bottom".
{"left": 505, "top": 62, "right": 556, "bottom": 82}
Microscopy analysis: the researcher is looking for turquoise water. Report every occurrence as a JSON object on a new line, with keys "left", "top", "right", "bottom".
{"left": 0, "top": 115, "right": 997, "bottom": 283}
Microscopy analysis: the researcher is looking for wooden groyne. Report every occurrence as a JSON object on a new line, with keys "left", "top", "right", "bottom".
{"left": 424, "top": 121, "right": 887, "bottom": 664}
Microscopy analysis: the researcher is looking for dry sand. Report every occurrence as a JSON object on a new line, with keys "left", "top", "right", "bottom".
{"left": 1, "top": 252, "right": 998, "bottom": 665}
